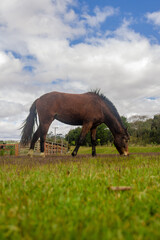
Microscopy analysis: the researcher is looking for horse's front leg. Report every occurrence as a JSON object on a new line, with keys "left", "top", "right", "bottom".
{"left": 72, "top": 133, "right": 85, "bottom": 156}
{"left": 72, "top": 145, "right": 80, "bottom": 157}
{"left": 72, "top": 122, "right": 92, "bottom": 156}
{"left": 91, "top": 127, "right": 97, "bottom": 157}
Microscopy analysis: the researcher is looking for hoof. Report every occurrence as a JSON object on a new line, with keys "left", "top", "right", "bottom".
{"left": 27, "top": 149, "right": 34, "bottom": 157}
{"left": 40, "top": 152, "right": 45, "bottom": 157}
{"left": 71, "top": 152, "right": 76, "bottom": 157}
{"left": 92, "top": 151, "right": 96, "bottom": 157}
{"left": 92, "top": 154, "right": 96, "bottom": 157}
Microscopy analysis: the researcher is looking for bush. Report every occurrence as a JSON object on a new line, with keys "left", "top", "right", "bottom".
{"left": 0, "top": 150, "right": 5, "bottom": 156}
{"left": 10, "top": 149, "right": 15, "bottom": 155}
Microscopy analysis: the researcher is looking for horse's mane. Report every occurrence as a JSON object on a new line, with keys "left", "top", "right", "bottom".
{"left": 88, "top": 89, "right": 125, "bottom": 129}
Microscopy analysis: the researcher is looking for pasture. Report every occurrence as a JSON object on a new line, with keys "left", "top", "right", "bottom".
{"left": 0, "top": 146, "right": 160, "bottom": 240}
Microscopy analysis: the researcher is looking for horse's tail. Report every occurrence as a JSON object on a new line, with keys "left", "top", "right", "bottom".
{"left": 20, "top": 100, "right": 37, "bottom": 146}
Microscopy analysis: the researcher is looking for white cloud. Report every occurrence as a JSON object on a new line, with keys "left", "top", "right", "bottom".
{"left": 146, "top": 11, "right": 160, "bottom": 26}
{"left": 0, "top": 51, "right": 22, "bottom": 79}
{"left": 0, "top": 1, "right": 160, "bottom": 140}
{"left": 82, "top": 6, "right": 118, "bottom": 27}
{"left": 0, "top": 101, "right": 25, "bottom": 117}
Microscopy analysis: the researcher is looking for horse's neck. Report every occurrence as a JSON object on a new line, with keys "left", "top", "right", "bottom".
{"left": 104, "top": 110, "right": 124, "bottom": 137}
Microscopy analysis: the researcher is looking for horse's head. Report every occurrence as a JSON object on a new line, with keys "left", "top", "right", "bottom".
{"left": 114, "top": 129, "right": 129, "bottom": 156}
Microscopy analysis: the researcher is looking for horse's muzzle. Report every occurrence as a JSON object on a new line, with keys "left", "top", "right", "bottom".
{"left": 123, "top": 151, "right": 129, "bottom": 156}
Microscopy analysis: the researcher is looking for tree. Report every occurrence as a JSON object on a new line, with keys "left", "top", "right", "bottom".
{"left": 65, "top": 128, "right": 83, "bottom": 146}
{"left": 128, "top": 116, "right": 152, "bottom": 144}
{"left": 150, "top": 115, "right": 160, "bottom": 144}
{"left": 65, "top": 123, "right": 114, "bottom": 146}
{"left": 64, "top": 114, "right": 160, "bottom": 146}
{"left": 96, "top": 123, "right": 113, "bottom": 145}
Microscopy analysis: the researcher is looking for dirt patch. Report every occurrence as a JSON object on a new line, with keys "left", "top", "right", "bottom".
{"left": 0, "top": 152, "right": 160, "bottom": 167}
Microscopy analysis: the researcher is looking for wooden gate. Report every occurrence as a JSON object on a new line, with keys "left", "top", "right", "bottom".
{"left": 35, "top": 140, "right": 67, "bottom": 155}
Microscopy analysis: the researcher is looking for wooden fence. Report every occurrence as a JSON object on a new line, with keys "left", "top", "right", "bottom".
{"left": 0, "top": 141, "right": 67, "bottom": 156}
{"left": 0, "top": 143, "right": 19, "bottom": 156}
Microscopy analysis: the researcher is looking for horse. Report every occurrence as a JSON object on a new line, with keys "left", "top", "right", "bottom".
{"left": 20, "top": 90, "right": 129, "bottom": 157}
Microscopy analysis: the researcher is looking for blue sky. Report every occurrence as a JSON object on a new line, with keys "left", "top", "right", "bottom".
{"left": 86, "top": 0, "right": 159, "bottom": 17}
{"left": 0, "top": 0, "right": 160, "bottom": 139}
{"left": 70, "top": 0, "right": 160, "bottom": 44}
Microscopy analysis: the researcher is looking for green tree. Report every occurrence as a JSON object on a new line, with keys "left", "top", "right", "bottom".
{"left": 129, "top": 116, "right": 152, "bottom": 144}
{"left": 150, "top": 115, "right": 160, "bottom": 144}
{"left": 65, "top": 123, "right": 114, "bottom": 146}
{"left": 96, "top": 123, "right": 113, "bottom": 145}
{"left": 65, "top": 128, "right": 82, "bottom": 146}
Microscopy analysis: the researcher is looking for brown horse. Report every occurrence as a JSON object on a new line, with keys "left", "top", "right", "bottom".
{"left": 20, "top": 91, "right": 129, "bottom": 156}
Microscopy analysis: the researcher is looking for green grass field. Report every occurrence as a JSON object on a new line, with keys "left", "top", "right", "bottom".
{"left": 0, "top": 146, "right": 160, "bottom": 240}
{"left": 76, "top": 145, "right": 160, "bottom": 155}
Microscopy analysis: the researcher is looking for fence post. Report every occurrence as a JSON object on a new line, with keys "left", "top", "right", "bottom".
{"left": 51, "top": 142, "right": 53, "bottom": 154}
{"left": 15, "top": 144, "right": 19, "bottom": 156}
{"left": 61, "top": 139, "right": 63, "bottom": 154}
{"left": 44, "top": 142, "right": 46, "bottom": 155}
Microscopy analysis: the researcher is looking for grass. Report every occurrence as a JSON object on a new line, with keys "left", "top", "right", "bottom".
{"left": 0, "top": 146, "right": 160, "bottom": 239}
{"left": 76, "top": 145, "right": 160, "bottom": 155}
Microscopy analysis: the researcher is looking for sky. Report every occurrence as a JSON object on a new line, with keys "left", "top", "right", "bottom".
{"left": 0, "top": 0, "right": 160, "bottom": 140}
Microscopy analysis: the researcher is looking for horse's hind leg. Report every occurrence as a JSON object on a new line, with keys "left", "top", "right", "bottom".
{"left": 91, "top": 127, "right": 97, "bottom": 157}
{"left": 28, "top": 127, "right": 41, "bottom": 156}
{"left": 72, "top": 122, "right": 92, "bottom": 156}
{"left": 39, "top": 121, "right": 52, "bottom": 157}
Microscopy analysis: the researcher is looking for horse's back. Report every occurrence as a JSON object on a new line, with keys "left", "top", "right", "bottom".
{"left": 37, "top": 91, "right": 98, "bottom": 107}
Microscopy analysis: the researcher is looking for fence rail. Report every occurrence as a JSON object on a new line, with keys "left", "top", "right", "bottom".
{"left": 45, "top": 142, "right": 67, "bottom": 155}
{"left": 36, "top": 141, "right": 67, "bottom": 155}
{"left": 0, "top": 144, "right": 19, "bottom": 156}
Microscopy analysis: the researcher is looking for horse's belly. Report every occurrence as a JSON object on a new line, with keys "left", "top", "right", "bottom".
{"left": 55, "top": 115, "right": 83, "bottom": 126}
